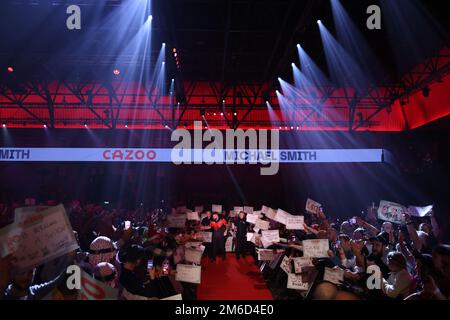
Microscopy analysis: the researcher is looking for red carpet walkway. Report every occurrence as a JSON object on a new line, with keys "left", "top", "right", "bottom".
{"left": 197, "top": 253, "right": 273, "bottom": 300}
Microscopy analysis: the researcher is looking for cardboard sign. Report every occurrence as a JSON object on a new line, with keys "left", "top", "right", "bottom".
{"left": 261, "top": 230, "right": 280, "bottom": 244}
{"left": 0, "top": 205, "right": 79, "bottom": 271}
{"left": 287, "top": 273, "right": 309, "bottom": 291}
{"left": 246, "top": 213, "right": 258, "bottom": 224}
{"left": 257, "top": 249, "right": 274, "bottom": 261}
{"left": 255, "top": 219, "right": 270, "bottom": 231}
{"left": 194, "top": 206, "right": 204, "bottom": 213}
{"left": 186, "top": 211, "right": 200, "bottom": 221}
{"left": 306, "top": 198, "right": 322, "bottom": 215}
{"left": 302, "top": 239, "right": 329, "bottom": 258}
{"left": 293, "top": 257, "right": 314, "bottom": 273}
{"left": 286, "top": 216, "right": 304, "bottom": 230}
{"left": 197, "top": 231, "right": 212, "bottom": 243}
{"left": 79, "top": 269, "right": 118, "bottom": 300}
{"left": 323, "top": 267, "right": 344, "bottom": 285}
{"left": 176, "top": 264, "right": 202, "bottom": 284}
{"left": 167, "top": 214, "right": 187, "bottom": 228}
{"left": 212, "top": 204, "right": 222, "bottom": 213}
{"left": 408, "top": 205, "right": 433, "bottom": 217}
{"left": 246, "top": 232, "right": 254, "bottom": 242}
{"left": 280, "top": 255, "right": 292, "bottom": 274}
{"left": 225, "top": 236, "right": 234, "bottom": 252}
{"left": 274, "top": 209, "right": 290, "bottom": 225}
{"left": 185, "top": 247, "right": 204, "bottom": 264}
{"left": 377, "top": 200, "right": 407, "bottom": 225}
{"left": 243, "top": 206, "right": 254, "bottom": 214}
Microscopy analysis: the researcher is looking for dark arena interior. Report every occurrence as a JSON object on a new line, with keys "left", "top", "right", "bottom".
{"left": 0, "top": 0, "right": 450, "bottom": 305}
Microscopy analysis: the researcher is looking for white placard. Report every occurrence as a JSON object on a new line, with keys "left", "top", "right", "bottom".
{"left": 286, "top": 216, "right": 305, "bottom": 230}
{"left": 212, "top": 204, "right": 222, "bottom": 213}
{"left": 293, "top": 257, "right": 314, "bottom": 273}
{"left": 262, "top": 230, "right": 280, "bottom": 244}
{"left": 306, "top": 198, "right": 322, "bottom": 215}
{"left": 194, "top": 206, "right": 204, "bottom": 213}
{"left": 255, "top": 219, "right": 270, "bottom": 230}
{"left": 225, "top": 237, "right": 234, "bottom": 252}
{"left": 0, "top": 205, "right": 79, "bottom": 271}
{"left": 79, "top": 268, "right": 118, "bottom": 300}
{"left": 324, "top": 267, "right": 344, "bottom": 285}
{"left": 243, "top": 206, "right": 254, "bottom": 214}
{"left": 253, "top": 210, "right": 262, "bottom": 217}
{"left": 185, "top": 248, "right": 204, "bottom": 264}
{"left": 167, "top": 214, "right": 187, "bottom": 228}
{"left": 161, "top": 293, "right": 183, "bottom": 300}
{"left": 377, "top": 200, "right": 407, "bottom": 225}
{"left": 265, "top": 208, "right": 277, "bottom": 220}
{"left": 261, "top": 205, "right": 270, "bottom": 215}
{"left": 287, "top": 273, "right": 309, "bottom": 291}
{"left": 257, "top": 249, "right": 274, "bottom": 261}
{"left": 274, "top": 209, "right": 290, "bottom": 225}
{"left": 280, "top": 255, "right": 292, "bottom": 274}
{"left": 246, "top": 213, "right": 258, "bottom": 224}
{"left": 176, "top": 264, "right": 201, "bottom": 284}
{"left": 186, "top": 211, "right": 200, "bottom": 221}
{"left": 246, "top": 232, "right": 254, "bottom": 242}
{"left": 302, "top": 239, "right": 329, "bottom": 258}
{"left": 408, "top": 205, "right": 433, "bottom": 217}
{"left": 197, "top": 231, "right": 212, "bottom": 243}
{"left": 234, "top": 206, "right": 244, "bottom": 213}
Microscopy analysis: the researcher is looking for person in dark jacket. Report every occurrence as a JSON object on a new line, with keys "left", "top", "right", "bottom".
{"left": 235, "top": 211, "right": 249, "bottom": 259}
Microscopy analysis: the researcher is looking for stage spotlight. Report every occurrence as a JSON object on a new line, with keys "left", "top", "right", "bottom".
{"left": 296, "top": 44, "right": 301, "bottom": 48}
{"left": 233, "top": 112, "right": 237, "bottom": 116}
{"left": 2, "top": 123, "right": 6, "bottom": 128}
{"left": 43, "top": 124, "right": 47, "bottom": 128}
{"left": 162, "top": 42, "right": 166, "bottom": 47}
{"left": 422, "top": 87, "right": 429, "bottom": 98}
{"left": 290, "top": 126, "right": 294, "bottom": 130}
{"left": 84, "top": 123, "right": 88, "bottom": 128}
{"left": 113, "top": 69, "right": 120, "bottom": 76}
{"left": 147, "top": 15, "right": 152, "bottom": 23}
{"left": 7, "top": 66, "right": 14, "bottom": 73}
{"left": 125, "top": 124, "right": 128, "bottom": 128}
{"left": 164, "top": 124, "right": 169, "bottom": 129}
{"left": 317, "top": 20, "right": 322, "bottom": 24}
{"left": 220, "top": 112, "right": 223, "bottom": 116}
{"left": 291, "top": 63, "right": 296, "bottom": 68}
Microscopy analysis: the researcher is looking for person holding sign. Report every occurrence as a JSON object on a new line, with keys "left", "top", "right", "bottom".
{"left": 209, "top": 212, "right": 227, "bottom": 262}
{"left": 200, "top": 211, "right": 213, "bottom": 260}
{"left": 235, "top": 211, "right": 250, "bottom": 260}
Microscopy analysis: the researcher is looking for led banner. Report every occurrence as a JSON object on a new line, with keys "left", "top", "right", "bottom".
{"left": 0, "top": 148, "right": 385, "bottom": 164}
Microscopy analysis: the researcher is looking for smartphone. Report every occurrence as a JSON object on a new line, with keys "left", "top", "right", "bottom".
{"left": 147, "top": 260, "right": 153, "bottom": 270}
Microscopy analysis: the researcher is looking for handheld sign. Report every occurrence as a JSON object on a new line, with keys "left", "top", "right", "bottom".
{"left": 287, "top": 273, "right": 309, "bottom": 291}
{"left": 167, "top": 214, "right": 187, "bottom": 228}
{"left": 280, "top": 255, "right": 292, "bottom": 274}
{"left": 176, "top": 264, "right": 201, "bottom": 284}
{"left": 79, "top": 268, "right": 118, "bottom": 300}
{"left": 2, "top": 205, "right": 79, "bottom": 271}
{"left": 197, "top": 231, "right": 212, "bottom": 243}
{"left": 257, "top": 249, "right": 274, "bottom": 261}
{"left": 265, "top": 207, "right": 277, "bottom": 220}
{"left": 323, "top": 267, "right": 344, "bottom": 285}
{"left": 262, "top": 229, "right": 280, "bottom": 244}
{"left": 274, "top": 209, "right": 290, "bottom": 225}
{"left": 176, "top": 206, "right": 187, "bottom": 213}
{"left": 186, "top": 211, "right": 200, "bottom": 221}
{"left": 246, "top": 232, "right": 254, "bottom": 242}
{"left": 286, "top": 216, "right": 304, "bottom": 230}
{"left": 212, "top": 204, "right": 222, "bottom": 213}
{"left": 261, "top": 205, "right": 270, "bottom": 215}
{"left": 377, "top": 200, "right": 407, "bottom": 225}
{"left": 234, "top": 206, "right": 244, "bottom": 213}
{"left": 293, "top": 257, "right": 314, "bottom": 273}
{"left": 255, "top": 218, "right": 270, "bottom": 231}
{"left": 306, "top": 198, "right": 322, "bottom": 215}
{"left": 246, "top": 213, "right": 258, "bottom": 224}
{"left": 185, "top": 247, "right": 203, "bottom": 264}
{"left": 161, "top": 294, "right": 183, "bottom": 300}
{"left": 243, "top": 206, "right": 254, "bottom": 214}
{"left": 302, "top": 239, "right": 329, "bottom": 258}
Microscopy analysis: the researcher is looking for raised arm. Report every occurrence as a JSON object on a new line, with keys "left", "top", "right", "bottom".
{"left": 404, "top": 213, "right": 423, "bottom": 252}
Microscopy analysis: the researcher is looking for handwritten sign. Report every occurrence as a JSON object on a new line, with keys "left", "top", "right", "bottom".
{"left": 194, "top": 206, "right": 204, "bottom": 213}
{"left": 280, "top": 255, "right": 292, "bottom": 274}
{"left": 79, "top": 268, "right": 118, "bottom": 300}
{"left": 176, "top": 264, "right": 202, "bottom": 284}
{"left": 255, "top": 219, "right": 270, "bottom": 231}
{"left": 287, "top": 273, "right": 309, "bottom": 290}
{"left": 167, "top": 214, "right": 187, "bottom": 228}
{"left": 212, "top": 204, "right": 222, "bottom": 213}
{"left": 257, "top": 249, "right": 274, "bottom": 261}
{"left": 286, "top": 216, "right": 304, "bottom": 230}
{"left": 302, "top": 239, "right": 329, "bottom": 258}
{"left": 262, "top": 230, "right": 280, "bottom": 244}
{"left": 186, "top": 211, "right": 200, "bottom": 221}
{"left": 293, "top": 257, "right": 314, "bottom": 273}
{"left": 246, "top": 213, "right": 258, "bottom": 224}
{"left": 306, "top": 198, "right": 322, "bottom": 215}
{"left": 185, "top": 247, "right": 204, "bottom": 264}
{"left": 323, "top": 267, "right": 344, "bottom": 285}
{"left": 243, "top": 206, "right": 254, "bottom": 214}
{"left": 0, "top": 205, "right": 79, "bottom": 271}
{"left": 377, "top": 200, "right": 407, "bottom": 225}
{"left": 274, "top": 209, "right": 290, "bottom": 225}
{"left": 197, "top": 231, "right": 212, "bottom": 243}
